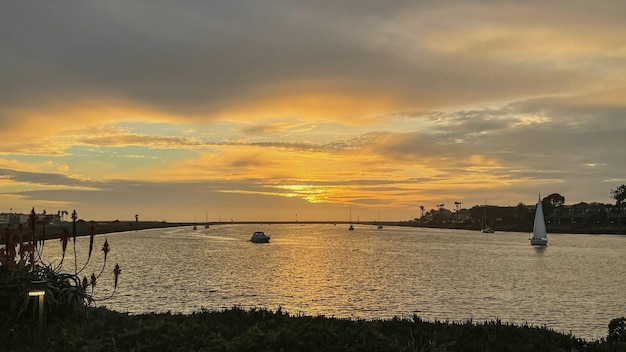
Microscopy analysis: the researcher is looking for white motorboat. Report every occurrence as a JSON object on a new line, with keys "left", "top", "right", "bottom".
{"left": 250, "top": 231, "right": 270, "bottom": 243}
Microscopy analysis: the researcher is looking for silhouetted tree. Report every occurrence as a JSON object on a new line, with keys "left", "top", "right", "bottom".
{"left": 542, "top": 193, "right": 565, "bottom": 217}
{"left": 544, "top": 193, "right": 565, "bottom": 208}
{"left": 611, "top": 185, "right": 626, "bottom": 205}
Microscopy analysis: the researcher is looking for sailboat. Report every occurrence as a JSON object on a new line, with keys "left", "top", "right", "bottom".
{"left": 204, "top": 211, "right": 210, "bottom": 229}
{"left": 530, "top": 194, "right": 548, "bottom": 246}
{"left": 481, "top": 199, "right": 495, "bottom": 233}
{"left": 376, "top": 211, "right": 383, "bottom": 229}
{"left": 348, "top": 207, "right": 354, "bottom": 231}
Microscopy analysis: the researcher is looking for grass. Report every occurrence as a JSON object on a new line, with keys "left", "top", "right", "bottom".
{"left": 3, "top": 306, "right": 623, "bottom": 352}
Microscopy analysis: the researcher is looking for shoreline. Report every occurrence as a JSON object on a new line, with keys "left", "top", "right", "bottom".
{"left": 35, "top": 220, "right": 626, "bottom": 239}
{"left": 39, "top": 220, "right": 193, "bottom": 239}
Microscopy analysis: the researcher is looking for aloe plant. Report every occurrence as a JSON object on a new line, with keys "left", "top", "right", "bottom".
{"left": 0, "top": 208, "right": 121, "bottom": 325}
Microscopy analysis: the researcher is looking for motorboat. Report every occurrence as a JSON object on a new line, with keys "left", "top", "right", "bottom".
{"left": 250, "top": 231, "right": 270, "bottom": 243}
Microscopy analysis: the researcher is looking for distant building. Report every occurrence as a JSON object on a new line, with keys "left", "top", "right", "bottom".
{"left": 0, "top": 212, "right": 60, "bottom": 226}
{"left": 0, "top": 213, "right": 28, "bottom": 226}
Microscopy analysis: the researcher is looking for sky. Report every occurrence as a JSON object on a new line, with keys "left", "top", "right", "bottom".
{"left": 1, "top": 1, "right": 625, "bottom": 222}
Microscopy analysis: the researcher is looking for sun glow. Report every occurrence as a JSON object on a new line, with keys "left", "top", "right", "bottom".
{"left": 271, "top": 184, "right": 340, "bottom": 204}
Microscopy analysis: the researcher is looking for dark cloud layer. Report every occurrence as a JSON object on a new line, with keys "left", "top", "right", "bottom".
{"left": 3, "top": 1, "right": 619, "bottom": 119}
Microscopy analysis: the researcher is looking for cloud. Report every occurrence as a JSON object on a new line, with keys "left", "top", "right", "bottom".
{"left": 4, "top": 0, "right": 623, "bottom": 126}
{"left": 75, "top": 129, "right": 201, "bottom": 149}
{"left": 0, "top": 168, "right": 99, "bottom": 189}
{"left": 238, "top": 122, "right": 316, "bottom": 136}
{"left": 1, "top": 1, "right": 625, "bottom": 220}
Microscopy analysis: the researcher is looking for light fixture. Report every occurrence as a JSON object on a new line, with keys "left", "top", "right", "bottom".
{"left": 29, "top": 280, "right": 47, "bottom": 330}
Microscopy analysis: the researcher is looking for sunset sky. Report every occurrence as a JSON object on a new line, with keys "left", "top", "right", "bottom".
{"left": 2, "top": 1, "right": 625, "bottom": 222}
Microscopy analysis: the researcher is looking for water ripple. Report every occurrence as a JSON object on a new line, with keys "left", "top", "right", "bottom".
{"left": 43, "top": 224, "right": 626, "bottom": 340}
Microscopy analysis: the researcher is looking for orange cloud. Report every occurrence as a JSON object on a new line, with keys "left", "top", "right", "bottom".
{"left": 0, "top": 98, "right": 183, "bottom": 143}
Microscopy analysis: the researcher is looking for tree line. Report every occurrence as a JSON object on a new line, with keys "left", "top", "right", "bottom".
{"left": 417, "top": 185, "right": 626, "bottom": 233}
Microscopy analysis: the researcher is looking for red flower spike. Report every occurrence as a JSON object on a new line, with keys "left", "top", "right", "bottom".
{"left": 82, "top": 276, "right": 89, "bottom": 289}
{"left": 102, "top": 239, "right": 110, "bottom": 261}
{"left": 113, "top": 263, "right": 121, "bottom": 289}
{"left": 90, "top": 273, "right": 97, "bottom": 288}
{"left": 72, "top": 210, "right": 77, "bottom": 243}
{"left": 88, "top": 225, "right": 95, "bottom": 259}
{"left": 18, "top": 242, "right": 26, "bottom": 257}
{"left": 60, "top": 229, "right": 70, "bottom": 252}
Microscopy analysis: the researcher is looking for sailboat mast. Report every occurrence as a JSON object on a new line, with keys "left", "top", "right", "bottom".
{"left": 483, "top": 199, "right": 487, "bottom": 227}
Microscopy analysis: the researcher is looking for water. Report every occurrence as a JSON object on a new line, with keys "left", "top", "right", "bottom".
{"left": 42, "top": 224, "right": 626, "bottom": 341}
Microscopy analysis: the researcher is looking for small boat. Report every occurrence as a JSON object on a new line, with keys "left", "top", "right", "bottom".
{"left": 250, "top": 231, "right": 270, "bottom": 243}
{"left": 530, "top": 194, "right": 548, "bottom": 246}
{"left": 480, "top": 199, "right": 495, "bottom": 234}
{"left": 348, "top": 207, "right": 354, "bottom": 231}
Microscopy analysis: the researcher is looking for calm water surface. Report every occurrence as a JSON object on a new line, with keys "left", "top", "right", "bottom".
{"left": 44, "top": 224, "right": 626, "bottom": 340}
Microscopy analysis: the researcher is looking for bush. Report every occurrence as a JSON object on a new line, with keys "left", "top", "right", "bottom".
{"left": 0, "top": 208, "right": 119, "bottom": 329}
{"left": 607, "top": 317, "right": 626, "bottom": 343}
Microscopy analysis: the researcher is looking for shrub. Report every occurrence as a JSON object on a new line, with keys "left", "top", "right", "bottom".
{"left": 0, "top": 208, "right": 120, "bottom": 327}
{"left": 607, "top": 317, "right": 626, "bottom": 343}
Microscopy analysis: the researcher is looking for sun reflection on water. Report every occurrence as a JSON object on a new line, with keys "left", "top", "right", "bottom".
{"left": 42, "top": 224, "right": 626, "bottom": 341}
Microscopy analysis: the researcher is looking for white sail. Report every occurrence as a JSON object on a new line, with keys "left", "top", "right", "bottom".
{"left": 531, "top": 194, "right": 548, "bottom": 246}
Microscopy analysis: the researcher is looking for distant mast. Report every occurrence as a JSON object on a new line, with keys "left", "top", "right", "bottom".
{"left": 348, "top": 207, "right": 354, "bottom": 231}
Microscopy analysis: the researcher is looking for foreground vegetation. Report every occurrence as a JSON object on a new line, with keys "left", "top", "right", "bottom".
{"left": 1, "top": 306, "right": 624, "bottom": 352}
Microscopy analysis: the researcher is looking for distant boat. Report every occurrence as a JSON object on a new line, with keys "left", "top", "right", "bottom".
{"left": 250, "top": 231, "right": 270, "bottom": 243}
{"left": 530, "top": 194, "right": 548, "bottom": 246}
{"left": 481, "top": 199, "right": 495, "bottom": 233}
{"left": 348, "top": 207, "right": 354, "bottom": 231}
{"left": 377, "top": 211, "right": 383, "bottom": 229}
{"left": 204, "top": 211, "right": 209, "bottom": 229}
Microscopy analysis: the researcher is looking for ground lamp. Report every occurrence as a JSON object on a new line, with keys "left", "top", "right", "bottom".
{"left": 28, "top": 280, "right": 47, "bottom": 330}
